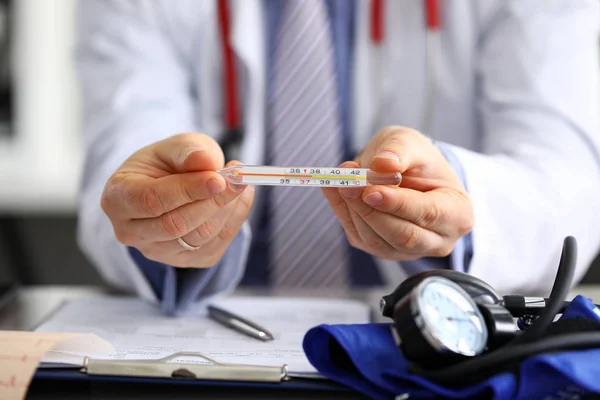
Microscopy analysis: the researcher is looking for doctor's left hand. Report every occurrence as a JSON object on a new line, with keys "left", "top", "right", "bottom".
{"left": 322, "top": 126, "right": 474, "bottom": 261}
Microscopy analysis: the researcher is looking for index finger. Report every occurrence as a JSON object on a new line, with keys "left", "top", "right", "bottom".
{"left": 361, "top": 185, "right": 471, "bottom": 236}
{"left": 102, "top": 170, "right": 227, "bottom": 220}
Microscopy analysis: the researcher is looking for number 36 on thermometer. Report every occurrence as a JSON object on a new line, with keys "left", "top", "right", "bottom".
{"left": 218, "top": 165, "right": 402, "bottom": 188}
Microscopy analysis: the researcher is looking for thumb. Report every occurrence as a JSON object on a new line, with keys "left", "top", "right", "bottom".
{"left": 365, "top": 127, "right": 464, "bottom": 192}
{"left": 364, "top": 128, "right": 428, "bottom": 173}
{"left": 154, "top": 133, "right": 225, "bottom": 173}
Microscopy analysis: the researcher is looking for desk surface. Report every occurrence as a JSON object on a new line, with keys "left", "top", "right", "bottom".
{"left": 0, "top": 286, "right": 380, "bottom": 400}
{"left": 4, "top": 284, "right": 600, "bottom": 332}
{"left": 3, "top": 285, "right": 600, "bottom": 400}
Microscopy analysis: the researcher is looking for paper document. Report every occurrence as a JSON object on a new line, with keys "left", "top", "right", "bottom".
{"left": 0, "top": 331, "right": 113, "bottom": 400}
{"left": 35, "top": 296, "right": 371, "bottom": 377}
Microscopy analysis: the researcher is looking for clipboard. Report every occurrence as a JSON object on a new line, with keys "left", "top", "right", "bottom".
{"left": 28, "top": 295, "right": 372, "bottom": 395}
{"left": 32, "top": 351, "right": 353, "bottom": 393}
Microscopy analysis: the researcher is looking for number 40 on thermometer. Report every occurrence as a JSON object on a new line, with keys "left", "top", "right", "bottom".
{"left": 218, "top": 165, "right": 402, "bottom": 188}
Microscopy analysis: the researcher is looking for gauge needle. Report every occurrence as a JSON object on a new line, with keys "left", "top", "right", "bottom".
{"left": 445, "top": 316, "right": 472, "bottom": 322}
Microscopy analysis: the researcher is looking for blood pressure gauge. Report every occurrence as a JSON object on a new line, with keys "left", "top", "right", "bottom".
{"left": 391, "top": 276, "right": 489, "bottom": 367}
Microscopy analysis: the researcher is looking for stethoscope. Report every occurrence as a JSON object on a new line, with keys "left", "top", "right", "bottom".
{"left": 216, "top": 0, "right": 441, "bottom": 161}
{"left": 380, "top": 236, "right": 600, "bottom": 387}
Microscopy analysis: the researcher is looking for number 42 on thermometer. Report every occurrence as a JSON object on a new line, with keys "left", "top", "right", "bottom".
{"left": 218, "top": 165, "right": 402, "bottom": 188}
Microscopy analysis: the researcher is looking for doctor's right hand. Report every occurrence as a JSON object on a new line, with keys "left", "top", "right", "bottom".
{"left": 100, "top": 133, "right": 255, "bottom": 268}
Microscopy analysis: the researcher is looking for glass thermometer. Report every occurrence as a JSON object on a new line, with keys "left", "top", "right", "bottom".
{"left": 218, "top": 165, "right": 402, "bottom": 188}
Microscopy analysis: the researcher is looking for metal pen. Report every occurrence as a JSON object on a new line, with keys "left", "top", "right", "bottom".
{"left": 207, "top": 305, "right": 275, "bottom": 342}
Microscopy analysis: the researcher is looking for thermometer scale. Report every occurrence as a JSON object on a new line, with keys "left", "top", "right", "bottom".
{"left": 218, "top": 165, "right": 402, "bottom": 188}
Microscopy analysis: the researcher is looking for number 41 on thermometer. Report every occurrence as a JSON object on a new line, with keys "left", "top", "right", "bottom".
{"left": 218, "top": 165, "right": 402, "bottom": 188}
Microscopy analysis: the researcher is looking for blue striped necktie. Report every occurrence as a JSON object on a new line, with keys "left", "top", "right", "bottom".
{"left": 267, "top": 0, "right": 349, "bottom": 288}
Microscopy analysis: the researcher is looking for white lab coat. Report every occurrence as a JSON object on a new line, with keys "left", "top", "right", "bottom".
{"left": 75, "top": 0, "right": 600, "bottom": 304}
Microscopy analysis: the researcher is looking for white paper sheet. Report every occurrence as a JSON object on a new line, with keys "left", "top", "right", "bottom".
{"left": 35, "top": 296, "right": 371, "bottom": 376}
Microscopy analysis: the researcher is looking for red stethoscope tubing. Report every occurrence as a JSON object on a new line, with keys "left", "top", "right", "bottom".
{"left": 218, "top": 0, "right": 440, "bottom": 133}
{"left": 217, "top": 0, "right": 240, "bottom": 134}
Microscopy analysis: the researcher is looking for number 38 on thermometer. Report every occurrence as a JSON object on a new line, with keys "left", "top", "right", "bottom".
{"left": 218, "top": 165, "right": 402, "bottom": 188}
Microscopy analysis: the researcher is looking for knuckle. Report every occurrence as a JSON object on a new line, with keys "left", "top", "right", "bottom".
{"left": 141, "top": 187, "right": 165, "bottom": 217}
{"left": 218, "top": 225, "right": 239, "bottom": 243}
{"left": 100, "top": 176, "right": 125, "bottom": 215}
{"left": 458, "top": 207, "right": 475, "bottom": 235}
{"left": 231, "top": 190, "right": 254, "bottom": 215}
{"left": 451, "top": 192, "right": 475, "bottom": 235}
{"left": 357, "top": 205, "right": 376, "bottom": 220}
{"left": 195, "top": 219, "right": 219, "bottom": 242}
{"left": 392, "top": 195, "right": 408, "bottom": 216}
{"left": 393, "top": 225, "right": 420, "bottom": 250}
{"left": 218, "top": 216, "right": 246, "bottom": 243}
{"left": 100, "top": 191, "right": 112, "bottom": 215}
{"left": 161, "top": 210, "right": 190, "bottom": 238}
{"left": 458, "top": 215, "right": 475, "bottom": 236}
{"left": 419, "top": 203, "right": 445, "bottom": 227}
{"left": 180, "top": 181, "right": 196, "bottom": 203}
{"left": 365, "top": 236, "right": 389, "bottom": 252}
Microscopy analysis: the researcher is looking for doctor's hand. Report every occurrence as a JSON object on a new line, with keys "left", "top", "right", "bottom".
{"left": 100, "top": 133, "right": 254, "bottom": 268}
{"left": 322, "top": 126, "right": 474, "bottom": 261}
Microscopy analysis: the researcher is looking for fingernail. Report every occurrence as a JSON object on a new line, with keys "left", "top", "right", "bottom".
{"left": 206, "top": 178, "right": 225, "bottom": 195}
{"left": 363, "top": 192, "right": 384, "bottom": 207}
{"left": 341, "top": 188, "right": 360, "bottom": 199}
{"left": 375, "top": 151, "right": 400, "bottom": 162}
{"left": 181, "top": 148, "right": 207, "bottom": 165}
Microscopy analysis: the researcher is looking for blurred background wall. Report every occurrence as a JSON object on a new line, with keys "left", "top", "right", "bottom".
{"left": 0, "top": 0, "right": 105, "bottom": 287}
{"left": 0, "top": 0, "right": 599, "bottom": 288}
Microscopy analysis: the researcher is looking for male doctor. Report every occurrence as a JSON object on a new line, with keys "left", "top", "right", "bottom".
{"left": 75, "top": 0, "right": 600, "bottom": 315}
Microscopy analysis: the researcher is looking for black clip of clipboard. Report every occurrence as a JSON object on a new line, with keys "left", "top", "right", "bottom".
{"left": 81, "top": 351, "right": 290, "bottom": 383}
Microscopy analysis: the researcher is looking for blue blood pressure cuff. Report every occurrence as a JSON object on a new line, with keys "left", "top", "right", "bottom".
{"left": 302, "top": 295, "right": 600, "bottom": 400}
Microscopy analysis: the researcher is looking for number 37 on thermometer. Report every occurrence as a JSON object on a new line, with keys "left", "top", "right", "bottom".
{"left": 218, "top": 165, "right": 402, "bottom": 188}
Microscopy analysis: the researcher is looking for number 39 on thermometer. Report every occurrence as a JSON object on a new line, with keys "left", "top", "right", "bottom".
{"left": 218, "top": 165, "right": 402, "bottom": 188}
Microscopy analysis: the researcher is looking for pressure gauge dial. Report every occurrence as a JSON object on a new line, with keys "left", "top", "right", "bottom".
{"left": 392, "top": 276, "right": 489, "bottom": 367}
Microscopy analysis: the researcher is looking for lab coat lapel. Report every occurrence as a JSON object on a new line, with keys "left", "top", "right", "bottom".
{"left": 351, "top": 0, "right": 376, "bottom": 154}
{"left": 229, "top": 0, "right": 266, "bottom": 227}
{"left": 229, "top": 0, "right": 266, "bottom": 166}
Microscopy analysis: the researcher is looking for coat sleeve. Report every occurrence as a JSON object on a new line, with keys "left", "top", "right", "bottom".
{"left": 74, "top": 0, "right": 251, "bottom": 308}
{"left": 446, "top": 0, "right": 600, "bottom": 296}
